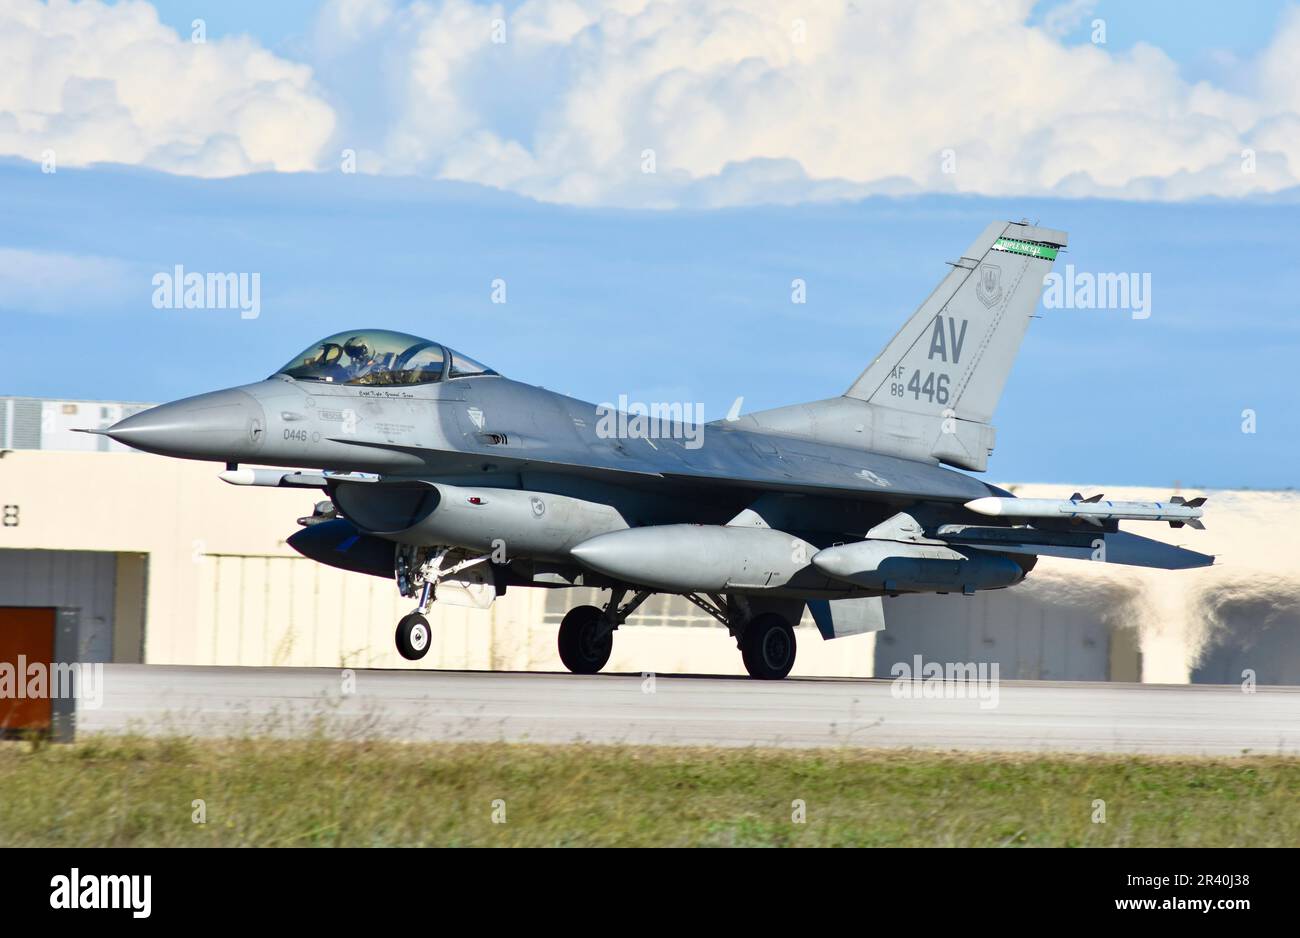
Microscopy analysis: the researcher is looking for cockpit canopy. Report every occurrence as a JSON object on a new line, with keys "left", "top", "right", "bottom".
{"left": 274, "top": 330, "right": 498, "bottom": 386}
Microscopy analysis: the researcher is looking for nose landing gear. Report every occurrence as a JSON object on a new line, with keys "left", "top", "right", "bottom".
{"left": 392, "top": 545, "right": 494, "bottom": 662}
{"left": 395, "top": 611, "right": 432, "bottom": 661}
{"left": 395, "top": 572, "right": 437, "bottom": 661}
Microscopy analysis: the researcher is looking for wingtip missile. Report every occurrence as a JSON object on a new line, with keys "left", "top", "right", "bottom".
{"left": 1168, "top": 495, "right": 1208, "bottom": 527}
{"left": 966, "top": 494, "right": 1206, "bottom": 527}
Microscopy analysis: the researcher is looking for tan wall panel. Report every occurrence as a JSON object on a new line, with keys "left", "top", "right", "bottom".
{"left": 112, "top": 552, "right": 147, "bottom": 664}
{"left": 212, "top": 556, "right": 245, "bottom": 665}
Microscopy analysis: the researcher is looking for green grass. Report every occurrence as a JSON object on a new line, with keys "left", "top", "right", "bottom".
{"left": 1, "top": 736, "right": 1296, "bottom": 846}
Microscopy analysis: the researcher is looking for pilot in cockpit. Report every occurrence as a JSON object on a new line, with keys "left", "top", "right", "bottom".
{"left": 276, "top": 329, "right": 496, "bottom": 386}
{"left": 342, "top": 336, "right": 375, "bottom": 376}
{"left": 343, "top": 335, "right": 401, "bottom": 384}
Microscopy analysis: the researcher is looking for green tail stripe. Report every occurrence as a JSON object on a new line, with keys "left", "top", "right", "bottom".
{"left": 992, "top": 237, "right": 1059, "bottom": 260}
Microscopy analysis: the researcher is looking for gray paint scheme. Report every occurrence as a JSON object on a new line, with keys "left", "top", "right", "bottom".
{"left": 100, "top": 220, "right": 1211, "bottom": 675}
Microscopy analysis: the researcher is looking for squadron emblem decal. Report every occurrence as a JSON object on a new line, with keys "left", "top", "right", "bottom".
{"left": 975, "top": 263, "right": 1003, "bottom": 308}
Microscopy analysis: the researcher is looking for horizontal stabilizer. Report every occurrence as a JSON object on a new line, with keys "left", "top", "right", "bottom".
{"left": 937, "top": 525, "right": 1214, "bottom": 570}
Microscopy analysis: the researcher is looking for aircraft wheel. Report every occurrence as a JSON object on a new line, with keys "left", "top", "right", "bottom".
{"left": 557, "top": 605, "right": 612, "bottom": 674}
{"left": 740, "top": 613, "right": 796, "bottom": 680}
{"left": 395, "top": 612, "right": 432, "bottom": 661}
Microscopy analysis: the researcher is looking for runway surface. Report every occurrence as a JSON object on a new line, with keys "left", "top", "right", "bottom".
{"left": 74, "top": 665, "right": 1300, "bottom": 756}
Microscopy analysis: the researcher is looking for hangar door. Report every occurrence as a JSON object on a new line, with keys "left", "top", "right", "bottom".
{"left": 0, "top": 606, "right": 56, "bottom": 736}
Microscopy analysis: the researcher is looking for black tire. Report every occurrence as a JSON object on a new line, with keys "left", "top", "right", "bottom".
{"left": 395, "top": 612, "right": 432, "bottom": 661}
{"left": 740, "top": 613, "right": 797, "bottom": 679}
{"left": 557, "top": 605, "right": 612, "bottom": 674}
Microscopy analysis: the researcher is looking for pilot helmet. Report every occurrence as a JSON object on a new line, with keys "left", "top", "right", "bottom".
{"left": 343, "top": 336, "right": 371, "bottom": 362}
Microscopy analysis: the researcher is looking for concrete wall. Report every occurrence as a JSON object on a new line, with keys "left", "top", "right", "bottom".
{"left": 0, "top": 449, "right": 1296, "bottom": 682}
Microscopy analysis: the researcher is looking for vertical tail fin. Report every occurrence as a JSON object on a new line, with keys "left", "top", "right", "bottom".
{"left": 845, "top": 221, "right": 1066, "bottom": 470}
{"left": 727, "top": 221, "right": 1066, "bottom": 472}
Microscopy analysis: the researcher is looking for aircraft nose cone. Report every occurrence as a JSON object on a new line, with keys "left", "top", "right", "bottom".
{"left": 106, "top": 388, "right": 267, "bottom": 460}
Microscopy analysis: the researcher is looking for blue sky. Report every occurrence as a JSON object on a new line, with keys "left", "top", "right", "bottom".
{"left": 4, "top": 157, "right": 1295, "bottom": 490}
{"left": 1032, "top": 1, "right": 1290, "bottom": 65}
{"left": 3, "top": 1, "right": 1299, "bottom": 489}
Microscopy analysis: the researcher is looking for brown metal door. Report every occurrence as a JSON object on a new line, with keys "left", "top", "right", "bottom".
{"left": 0, "top": 606, "right": 56, "bottom": 735}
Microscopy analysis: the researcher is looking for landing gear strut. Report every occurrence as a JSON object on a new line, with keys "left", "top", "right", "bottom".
{"left": 395, "top": 575, "right": 436, "bottom": 661}
{"left": 682, "top": 593, "right": 798, "bottom": 680}
{"left": 557, "top": 588, "right": 650, "bottom": 675}
{"left": 392, "top": 545, "right": 492, "bottom": 662}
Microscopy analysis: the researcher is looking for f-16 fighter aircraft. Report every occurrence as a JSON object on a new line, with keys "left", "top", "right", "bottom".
{"left": 100, "top": 221, "right": 1211, "bottom": 679}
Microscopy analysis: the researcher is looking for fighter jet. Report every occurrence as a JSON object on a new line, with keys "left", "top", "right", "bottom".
{"left": 100, "top": 221, "right": 1211, "bottom": 679}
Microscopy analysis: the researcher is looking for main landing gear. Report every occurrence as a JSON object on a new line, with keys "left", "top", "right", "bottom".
{"left": 738, "top": 613, "right": 797, "bottom": 680}
{"left": 555, "top": 591, "right": 799, "bottom": 679}
{"left": 682, "top": 593, "right": 798, "bottom": 679}
{"left": 556, "top": 588, "right": 650, "bottom": 675}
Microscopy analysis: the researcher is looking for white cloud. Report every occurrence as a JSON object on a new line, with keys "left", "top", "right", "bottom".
{"left": 1040, "top": 0, "right": 1099, "bottom": 39}
{"left": 6, "top": 0, "right": 1300, "bottom": 206}
{"left": 300, "top": 0, "right": 1300, "bottom": 206}
{"left": 0, "top": 0, "right": 335, "bottom": 176}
